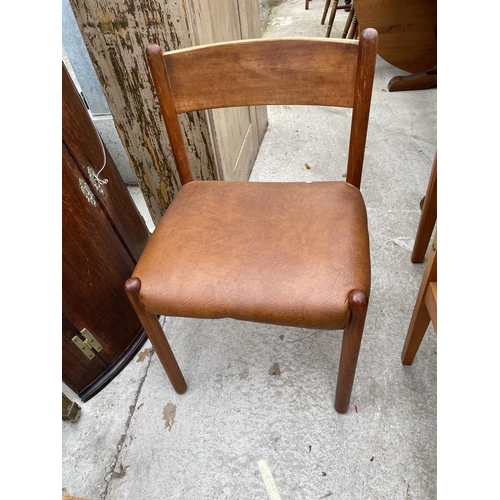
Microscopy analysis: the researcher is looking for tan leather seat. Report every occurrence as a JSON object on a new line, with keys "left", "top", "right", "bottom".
{"left": 134, "top": 180, "right": 371, "bottom": 330}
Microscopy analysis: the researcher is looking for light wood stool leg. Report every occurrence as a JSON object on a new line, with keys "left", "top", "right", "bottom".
{"left": 402, "top": 234, "right": 437, "bottom": 364}
{"left": 412, "top": 153, "right": 437, "bottom": 263}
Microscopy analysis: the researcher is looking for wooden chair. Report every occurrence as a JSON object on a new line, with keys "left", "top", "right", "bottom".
{"left": 411, "top": 153, "right": 437, "bottom": 264}
{"left": 323, "top": 0, "right": 352, "bottom": 38}
{"left": 401, "top": 233, "right": 437, "bottom": 363}
{"left": 402, "top": 154, "right": 437, "bottom": 364}
{"left": 343, "top": 5, "right": 359, "bottom": 39}
{"left": 125, "top": 30, "right": 378, "bottom": 414}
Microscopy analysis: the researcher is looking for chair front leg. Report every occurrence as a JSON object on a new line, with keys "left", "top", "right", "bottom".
{"left": 125, "top": 277, "right": 187, "bottom": 394}
{"left": 334, "top": 290, "right": 369, "bottom": 413}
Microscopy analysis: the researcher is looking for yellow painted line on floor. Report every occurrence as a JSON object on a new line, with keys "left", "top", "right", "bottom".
{"left": 258, "top": 460, "right": 282, "bottom": 500}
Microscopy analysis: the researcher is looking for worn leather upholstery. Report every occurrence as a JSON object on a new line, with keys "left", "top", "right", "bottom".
{"left": 133, "top": 180, "right": 371, "bottom": 330}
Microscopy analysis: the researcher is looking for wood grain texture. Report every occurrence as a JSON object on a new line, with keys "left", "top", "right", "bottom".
{"left": 388, "top": 70, "right": 437, "bottom": 92}
{"left": 402, "top": 233, "right": 437, "bottom": 365}
{"left": 62, "top": 64, "right": 150, "bottom": 260}
{"left": 62, "top": 143, "right": 147, "bottom": 398}
{"left": 62, "top": 144, "right": 142, "bottom": 366}
{"left": 150, "top": 31, "right": 377, "bottom": 190}
{"left": 346, "top": 28, "right": 378, "bottom": 189}
{"left": 335, "top": 290, "right": 369, "bottom": 413}
{"left": 125, "top": 278, "right": 187, "bottom": 394}
{"left": 63, "top": 63, "right": 149, "bottom": 399}
{"left": 68, "top": 0, "right": 218, "bottom": 225}
{"left": 411, "top": 152, "right": 437, "bottom": 263}
{"left": 164, "top": 37, "right": 359, "bottom": 112}
{"left": 355, "top": 0, "right": 437, "bottom": 74}
{"left": 424, "top": 282, "right": 437, "bottom": 331}
{"left": 146, "top": 45, "right": 193, "bottom": 186}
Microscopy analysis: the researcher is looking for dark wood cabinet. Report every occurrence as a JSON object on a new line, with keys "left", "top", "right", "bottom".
{"left": 63, "top": 64, "right": 151, "bottom": 401}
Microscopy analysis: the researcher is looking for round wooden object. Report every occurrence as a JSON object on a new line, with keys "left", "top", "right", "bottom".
{"left": 354, "top": 0, "right": 437, "bottom": 74}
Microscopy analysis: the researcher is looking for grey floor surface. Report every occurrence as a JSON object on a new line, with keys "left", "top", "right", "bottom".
{"left": 62, "top": 1, "right": 437, "bottom": 499}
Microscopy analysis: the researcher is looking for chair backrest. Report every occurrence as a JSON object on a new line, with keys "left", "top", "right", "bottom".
{"left": 146, "top": 29, "right": 378, "bottom": 189}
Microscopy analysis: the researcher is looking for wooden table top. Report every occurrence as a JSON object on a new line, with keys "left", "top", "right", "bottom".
{"left": 355, "top": 0, "right": 437, "bottom": 74}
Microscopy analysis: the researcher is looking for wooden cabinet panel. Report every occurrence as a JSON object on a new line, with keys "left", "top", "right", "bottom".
{"left": 62, "top": 67, "right": 150, "bottom": 261}
{"left": 63, "top": 64, "right": 150, "bottom": 401}
{"left": 62, "top": 316, "right": 108, "bottom": 391}
{"left": 62, "top": 144, "right": 142, "bottom": 365}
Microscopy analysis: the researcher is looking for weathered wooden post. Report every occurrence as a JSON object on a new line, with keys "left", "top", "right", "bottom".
{"left": 68, "top": 0, "right": 267, "bottom": 224}
{"left": 68, "top": 0, "right": 219, "bottom": 225}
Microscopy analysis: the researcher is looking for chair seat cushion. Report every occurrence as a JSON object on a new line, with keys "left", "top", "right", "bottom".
{"left": 132, "top": 181, "right": 370, "bottom": 330}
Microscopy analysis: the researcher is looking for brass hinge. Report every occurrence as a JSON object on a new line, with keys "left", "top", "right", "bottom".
{"left": 72, "top": 328, "right": 103, "bottom": 360}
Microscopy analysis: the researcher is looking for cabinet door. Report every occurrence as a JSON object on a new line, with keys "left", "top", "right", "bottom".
{"left": 62, "top": 143, "right": 144, "bottom": 394}
{"left": 62, "top": 316, "right": 107, "bottom": 392}
{"left": 188, "top": 0, "right": 268, "bottom": 181}
{"left": 62, "top": 64, "right": 150, "bottom": 261}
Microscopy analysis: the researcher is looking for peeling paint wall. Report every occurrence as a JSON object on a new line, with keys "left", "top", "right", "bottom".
{"left": 69, "top": 0, "right": 218, "bottom": 225}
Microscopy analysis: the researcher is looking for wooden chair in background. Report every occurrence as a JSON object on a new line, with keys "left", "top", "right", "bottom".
{"left": 402, "top": 153, "right": 437, "bottom": 364}
{"left": 322, "top": 0, "right": 353, "bottom": 37}
{"left": 307, "top": 0, "right": 358, "bottom": 39}
{"left": 344, "top": 6, "right": 359, "bottom": 39}
{"left": 411, "top": 153, "right": 437, "bottom": 264}
{"left": 125, "top": 30, "right": 379, "bottom": 414}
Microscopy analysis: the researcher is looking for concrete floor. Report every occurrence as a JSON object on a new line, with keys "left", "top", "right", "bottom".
{"left": 62, "top": 1, "right": 437, "bottom": 499}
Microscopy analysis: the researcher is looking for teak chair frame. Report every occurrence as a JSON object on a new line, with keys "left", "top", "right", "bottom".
{"left": 125, "top": 30, "right": 378, "bottom": 414}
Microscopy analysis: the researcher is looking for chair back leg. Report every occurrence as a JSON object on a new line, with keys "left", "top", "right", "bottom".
{"left": 326, "top": 0, "right": 340, "bottom": 36}
{"left": 347, "top": 10, "right": 358, "bottom": 39}
{"left": 342, "top": 6, "right": 355, "bottom": 38}
{"left": 321, "top": 0, "right": 333, "bottom": 25}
